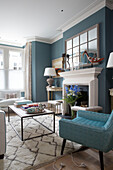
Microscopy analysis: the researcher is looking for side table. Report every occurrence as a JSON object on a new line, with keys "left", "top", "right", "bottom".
{"left": 46, "top": 86, "right": 62, "bottom": 100}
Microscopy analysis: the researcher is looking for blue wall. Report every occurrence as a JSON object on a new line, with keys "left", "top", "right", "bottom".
{"left": 51, "top": 38, "right": 63, "bottom": 60}
{"left": 32, "top": 41, "right": 51, "bottom": 102}
{"left": 50, "top": 7, "right": 113, "bottom": 113}
{"left": 51, "top": 38, "right": 63, "bottom": 99}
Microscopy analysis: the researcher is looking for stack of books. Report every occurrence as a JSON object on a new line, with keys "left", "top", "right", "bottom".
{"left": 14, "top": 100, "right": 32, "bottom": 108}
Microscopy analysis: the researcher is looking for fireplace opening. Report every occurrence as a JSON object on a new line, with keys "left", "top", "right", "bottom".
{"left": 65, "top": 85, "right": 89, "bottom": 107}
{"left": 77, "top": 85, "right": 89, "bottom": 107}
{"left": 65, "top": 85, "right": 89, "bottom": 117}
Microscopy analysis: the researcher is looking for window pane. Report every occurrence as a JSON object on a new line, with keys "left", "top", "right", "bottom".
{"left": 80, "top": 43, "right": 87, "bottom": 53}
{"left": 88, "top": 27, "right": 97, "bottom": 41}
{"left": 88, "top": 40, "right": 97, "bottom": 51}
{"left": 73, "top": 56, "right": 79, "bottom": 67}
{"left": 0, "top": 70, "right": 5, "bottom": 89}
{"left": 0, "top": 49, "right": 4, "bottom": 69}
{"left": 73, "top": 47, "right": 79, "bottom": 57}
{"left": 67, "top": 49, "right": 72, "bottom": 57}
{"left": 80, "top": 32, "right": 87, "bottom": 44}
{"left": 67, "top": 40, "right": 72, "bottom": 50}
{"left": 9, "top": 71, "right": 24, "bottom": 90}
{"left": 9, "top": 51, "right": 22, "bottom": 70}
{"left": 73, "top": 36, "right": 79, "bottom": 47}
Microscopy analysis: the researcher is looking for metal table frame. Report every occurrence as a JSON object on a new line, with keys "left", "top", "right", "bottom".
{"left": 8, "top": 105, "right": 55, "bottom": 141}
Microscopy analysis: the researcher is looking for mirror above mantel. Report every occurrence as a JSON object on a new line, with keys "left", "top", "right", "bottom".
{"left": 64, "top": 24, "right": 102, "bottom": 71}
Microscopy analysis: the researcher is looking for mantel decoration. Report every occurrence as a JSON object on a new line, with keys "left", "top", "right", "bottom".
{"left": 62, "top": 53, "right": 70, "bottom": 70}
{"left": 64, "top": 85, "right": 82, "bottom": 118}
{"left": 83, "top": 50, "right": 104, "bottom": 64}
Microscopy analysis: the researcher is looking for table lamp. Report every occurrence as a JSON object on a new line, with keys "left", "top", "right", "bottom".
{"left": 44, "top": 67, "right": 56, "bottom": 87}
{"left": 106, "top": 52, "right": 113, "bottom": 68}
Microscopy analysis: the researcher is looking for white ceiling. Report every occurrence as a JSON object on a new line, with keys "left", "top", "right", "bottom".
{"left": 0, "top": 0, "right": 106, "bottom": 46}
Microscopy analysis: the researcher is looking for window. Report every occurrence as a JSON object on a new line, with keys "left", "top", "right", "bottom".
{"left": 0, "top": 49, "right": 4, "bottom": 69}
{"left": 65, "top": 24, "right": 99, "bottom": 69}
{"left": 0, "top": 46, "right": 24, "bottom": 90}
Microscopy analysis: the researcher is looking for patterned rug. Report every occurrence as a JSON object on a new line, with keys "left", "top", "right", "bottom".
{"left": 0, "top": 114, "right": 81, "bottom": 170}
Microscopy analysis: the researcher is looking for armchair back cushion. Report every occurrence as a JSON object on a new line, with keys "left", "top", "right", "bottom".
{"left": 77, "top": 110, "right": 109, "bottom": 122}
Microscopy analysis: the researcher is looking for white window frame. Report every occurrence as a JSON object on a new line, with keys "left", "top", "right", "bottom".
{"left": 0, "top": 45, "right": 25, "bottom": 91}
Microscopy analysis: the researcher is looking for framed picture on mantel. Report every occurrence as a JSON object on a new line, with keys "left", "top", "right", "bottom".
{"left": 52, "top": 57, "right": 63, "bottom": 69}
{"left": 52, "top": 57, "right": 64, "bottom": 77}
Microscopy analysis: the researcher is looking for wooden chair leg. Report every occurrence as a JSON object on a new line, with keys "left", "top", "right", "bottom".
{"left": 99, "top": 151, "right": 104, "bottom": 170}
{"left": 61, "top": 139, "right": 66, "bottom": 155}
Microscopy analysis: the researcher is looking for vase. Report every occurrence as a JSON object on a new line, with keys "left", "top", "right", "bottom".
{"left": 68, "top": 102, "right": 76, "bottom": 119}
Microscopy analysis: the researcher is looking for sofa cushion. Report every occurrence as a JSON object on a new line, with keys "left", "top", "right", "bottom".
{"left": 0, "top": 98, "right": 20, "bottom": 107}
{"left": 5, "top": 93, "right": 17, "bottom": 99}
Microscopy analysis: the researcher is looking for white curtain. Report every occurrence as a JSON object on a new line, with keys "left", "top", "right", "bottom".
{"left": 25, "top": 42, "right": 32, "bottom": 100}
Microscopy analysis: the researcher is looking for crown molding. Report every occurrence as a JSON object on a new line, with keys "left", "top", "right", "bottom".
{"left": 22, "top": 0, "right": 113, "bottom": 45}
{"left": 50, "top": 33, "right": 63, "bottom": 44}
{"left": 106, "top": 0, "right": 113, "bottom": 10}
{"left": 25, "top": 36, "right": 51, "bottom": 44}
{"left": 58, "top": 0, "right": 105, "bottom": 33}
{"left": 0, "top": 40, "right": 25, "bottom": 48}
{"left": 50, "top": 0, "right": 106, "bottom": 43}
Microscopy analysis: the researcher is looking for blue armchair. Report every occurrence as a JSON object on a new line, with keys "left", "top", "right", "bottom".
{"left": 59, "top": 110, "right": 113, "bottom": 170}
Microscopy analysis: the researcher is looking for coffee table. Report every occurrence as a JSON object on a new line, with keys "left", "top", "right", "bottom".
{"left": 8, "top": 105, "right": 55, "bottom": 141}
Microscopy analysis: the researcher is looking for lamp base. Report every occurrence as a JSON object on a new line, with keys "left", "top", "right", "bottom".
{"left": 47, "top": 78, "right": 54, "bottom": 87}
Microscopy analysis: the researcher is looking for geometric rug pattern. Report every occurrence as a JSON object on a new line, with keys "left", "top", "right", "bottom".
{"left": 0, "top": 114, "right": 81, "bottom": 170}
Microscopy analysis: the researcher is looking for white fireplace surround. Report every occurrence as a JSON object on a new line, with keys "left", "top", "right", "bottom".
{"left": 59, "top": 67, "right": 103, "bottom": 115}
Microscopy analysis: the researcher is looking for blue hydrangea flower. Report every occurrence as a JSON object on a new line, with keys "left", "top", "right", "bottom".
{"left": 70, "top": 85, "right": 73, "bottom": 90}
{"left": 65, "top": 86, "right": 69, "bottom": 94}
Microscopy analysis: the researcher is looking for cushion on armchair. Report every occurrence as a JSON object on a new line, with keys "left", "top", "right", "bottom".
{"left": 77, "top": 110, "right": 109, "bottom": 122}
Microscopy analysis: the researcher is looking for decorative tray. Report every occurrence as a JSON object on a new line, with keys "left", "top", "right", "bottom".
{"left": 24, "top": 109, "right": 45, "bottom": 114}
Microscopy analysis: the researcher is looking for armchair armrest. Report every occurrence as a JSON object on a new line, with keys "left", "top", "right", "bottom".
{"left": 77, "top": 110, "right": 109, "bottom": 122}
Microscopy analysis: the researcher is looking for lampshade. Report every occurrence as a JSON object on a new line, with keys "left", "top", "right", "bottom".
{"left": 107, "top": 52, "right": 113, "bottom": 68}
{"left": 44, "top": 67, "right": 56, "bottom": 76}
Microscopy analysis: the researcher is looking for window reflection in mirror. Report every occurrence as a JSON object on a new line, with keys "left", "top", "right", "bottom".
{"left": 65, "top": 24, "right": 99, "bottom": 70}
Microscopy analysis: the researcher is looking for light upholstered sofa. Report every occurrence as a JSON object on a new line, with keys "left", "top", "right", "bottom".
{"left": 0, "top": 90, "right": 25, "bottom": 111}
{"left": 0, "top": 97, "right": 25, "bottom": 112}
{"left": 0, "top": 90, "right": 21, "bottom": 100}
{"left": 0, "top": 110, "right": 6, "bottom": 159}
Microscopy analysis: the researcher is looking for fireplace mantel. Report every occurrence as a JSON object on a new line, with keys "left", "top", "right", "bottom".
{"left": 59, "top": 67, "right": 103, "bottom": 115}
{"left": 59, "top": 67, "right": 102, "bottom": 83}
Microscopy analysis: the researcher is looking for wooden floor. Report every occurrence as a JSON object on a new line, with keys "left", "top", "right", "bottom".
{"left": 37, "top": 148, "right": 113, "bottom": 170}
